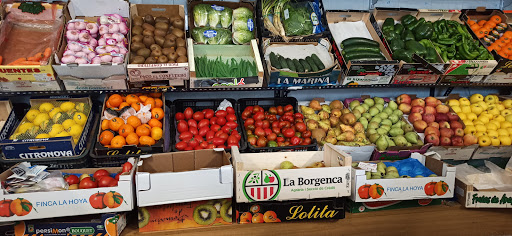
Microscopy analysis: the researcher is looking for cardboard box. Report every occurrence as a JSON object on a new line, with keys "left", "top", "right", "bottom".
{"left": 52, "top": 0, "right": 129, "bottom": 79}
{"left": 439, "top": 74, "right": 486, "bottom": 83}
{"left": 127, "top": 4, "right": 188, "bottom": 84}
{"left": 0, "top": 165, "right": 135, "bottom": 222}
{"left": 138, "top": 198, "right": 232, "bottom": 232}
{"left": 188, "top": 38, "right": 264, "bottom": 88}
{"left": 232, "top": 144, "right": 352, "bottom": 203}
{"left": 0, "top": 81, "right": 61, "bottom": 92}
{"left": 13, "top": 213, "right": 126, "bottom": 236}
{"left": 351, "top": 153, "right": 456, "bottom": 202}
{"left": 0, "top": 97, "right": 94, "bottom": 159}
{"left": 236, "top": 197, "right": 345, "bottom": 223}
{"left": 60, "top": 75, "right": 127, "bottom": 90}
{"left": 346, "top": 198, "right": 442, "bottom": 213}
{"left": 456, "top": 178, "right": 512, "bottom": 208}
{"left": 262, "top": 38, "right": 341, "bottom": 87}
{"left": 0, "top": 100, "right": 15, "bottom": 141}
{"left": 136, "top": 149, "right": 232, "bottom": 207}
{"left": 127, "top": 80, "right": 180, "bottom": 89}
{"left": 326, "top": 11, "right": 399, "bottom": 85}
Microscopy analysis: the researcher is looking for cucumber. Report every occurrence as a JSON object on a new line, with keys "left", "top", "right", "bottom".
{"left": 306, "top": 56, "right": 319, "bottom": 72}
{"left": 293, "top": 59, "right": 304, "bottom": 72}
{"left": 310, "top": 54, "right": 325, "bottom": 70}
{"left": 345, "top": 52, "right": 385, "bottom": 61}
{"left": 342, "top": 46, "right": 381, "bottom": 55}
{"left": 269, "top": 52, "right": 281, "bottom": 69}
{"left": 278, "top": 55, "right": 288, "bottom": 69}
{"left": 341, "top": 37, "right": 380, "bottom": 48}
{"left": 299, "top": 59, "right": 311, "bottom": 72}
{"left": 286, "top": 58, "right": 296, "bottom": 71}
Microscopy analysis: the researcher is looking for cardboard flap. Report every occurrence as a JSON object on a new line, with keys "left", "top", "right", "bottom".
{"left": 69, "top": 0, "right": 129, "bottom": 18}
{"left": 136, "top": 172, "right": 151, "bottom": 191}
{"left": 412, "top": 54, "right": 444, "bottom": 74}
{"left": 324, "top": 143, "right": 352, "bottom": 167}
{"left": 220, "top": 165, "right": 233, "bottom": 184}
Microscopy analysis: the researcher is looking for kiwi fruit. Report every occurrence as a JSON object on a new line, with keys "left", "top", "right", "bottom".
{"left": 163, "top": 39, "right": 176, "bottom": 48}
{"left": 132, "top": 25, "right": 143, "bottom": 35}
{"left": 138, "top": 208, "right": 150, "bottom": 228}
{"left": 142, "top": 29, "right": 154, "bottom": 37}
{"left": 176, "top": 56, "right": 187, "bottom": 63}
{"left": 145, "top": 57, "right": 157, "bottom": 64}
{"left": 150, "top": 49, "right": 163, "bottom": 57}
{"left": 168, "top": 60, "right": 176, "bottom": 63}
{"left": 170, "top": 16, "right": 182, "bottom": 23}
{"left": 162, "top": 47, "right": 174, "bottom": 55}
{"left": 133, "top": 16, "right": 144, "bottom": 26}
{"left": 131, "top": 42, "right": 145, "bottom": 52}
{"left": 193, "top": 204, "right": 217, "bottom": 225}
{"left": 173, "top": 19, "right": 184, "bottom": 30}
{"left": 170, "top": 28, "right": 184, "bottom": 38}
{"left": 154, "top": 28, "right": 167, "bottom": 37}
{"left": 165, "top": 34, "right": 177, "bottom": 41}
{"left": 176, "top": 47, "right": 186, "bottom": 57}
{"left": 142, "top": 23, "right": 155, "bottom": 31}
{"left": 131, "top": 56, "right": 145, "bottom": 64}
{"left": 129, "top": 53, "right": 135, "bottom": 62}
{"left": 137, "top": 48, "right": 151, "bottom": 58}
{"left": 155, "top": 16, "right": 169, "bottom": 24}
{"left": 149, "top": 44, "right": 161, "bottom": 52}
{"left": 142, "top": 36, "right": 155, "bottom": 48}
{"left": 155, "top": 22, "right": 169, "bottom": 31}
{"left": 131, "top": 34, "right": 143, "bottom": 43}
{"left": 219, "top": 200, "right": 232, "bottom": 223}
{"left": 144, "top": 14, "right": 155, "bottom": 25}
{"left": 176, "top": 38, "right": 186, "bottom": 47}
{"left": 154, "top": 36, "right": 165, "bottom": 47}
{"left": 167, "top": 52, "right": 178, "bottom": 61}
{"left": 157, "top": 55, "right": 168, "bottom": 63}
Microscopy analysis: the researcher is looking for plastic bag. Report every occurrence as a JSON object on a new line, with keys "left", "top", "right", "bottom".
{"left": 485, "top": 161, "right": 512, "bottom": 191}
{"left": 216, "top": 99, "right": 233, "bottom": 111}
{"left": 136, "top": 104, "right": 152, "bottom": 124}
{"left": 282, "top": 1, "right": 324, "bottom": 36}
{"left": 193, "top": 27, "right": 232, "bottom": 45}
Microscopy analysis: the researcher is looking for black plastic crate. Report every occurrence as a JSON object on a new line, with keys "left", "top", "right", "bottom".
{"left": 237, "top": 97, "right": 318, "bottom": 152}
{"left": 90, "top": 152, "right": 135, "bottom": 168}
{"left": 171, "top": 98, "right": 246, "bottom": 152}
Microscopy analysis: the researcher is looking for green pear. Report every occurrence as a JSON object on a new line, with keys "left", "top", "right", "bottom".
{"left": 368, "top": 121, "right": 380, "bottom": 129}
{"left": 380, "top": 125, "right": 391, "bottom": 132}
{"left": 381, "top": 119, "right": 392, "bottom": 126}
{"left": 384, "top": 173, "right": 396, "bottom": 179}
{"left": 366, "top": 128, "right": 377, "bottom": 136}
{"left": 377, "top": 162, "right": 386, "bottom": 173}
{"left": 349, "top": 100, "right": 360, "bottom": 110}
{"left": 369, "top": 133, "right": 381, "bottom": 143}
{"left": 389, "top": 127, "right": 404, "bottom": 137}
{"left": 369, "top": 107, "right": 379, "bottom": 117}
{"left": 386, "top": 171, "right": 400, "bottom": 178}
{"left": 388, "top": 100, "right": 398, "bottom": 110}
{"left": 351, "top": 162, "right": 358, "bottom": 167}
{"left": 383, "top": 107, "right": 393, "bottom": 115}
{"left": 361, "top": 103, "right": 370, "bottom": 111}
{"left": 362, "top": 113, "right": 372, "bottom": 120}
{"left": 405, "top": 132, "right": 418, "bottom": 144}
{"left": 429, "top": 174, "right": 438, "bottom": 177}
{"left": 386, "top": 136, "right": 396, "bottom": 147}
{"left": 393, "top": 135, "right": 408, "bottom": 146}
{"left": 353, "top": 109, "right": 362, "bottom": 120}
{"left": 321, "top": 104, "right": 331, "bottom": 113}
{"left": 403, "top": 124, "right": 414, "bottom": 133}
{"left": 399, "top": 120, "right": 407, "bottom": 127}
{"left": 392, "top": 109, "right": 403, "bottom": 117}
{"left": 280, "top": 161, "right": 294, "bottom": 169}
{"left": 378, "top": 112, "right": 389, "bottom": 119}
{"left": 366, "top": 171, "right": 372, "bottom": 180}
{"left": 372, "top": 172, "right": 383, "bottom": 179}
{"left": 374, "top": 97, "right": 385, "bottom": 105}
{"left": 375, "top": 103, "right": 384, "bottom": 112}
{"left": 353, "top": 105, "right": 366, "bottom": 114}
{"left": 377, "top": 128, "right": 388, "bottom": 135}
{"left": 364, "top": 98, "right": 375, "bottom": 107}
{"left": 391, "top": 122, "right": 402, "bottom": 129}
{"left": 417, "top": 139, "right": 424, "bottom": 145}
{"left": 359, "top": 117, "right": 368, "bottom": 129}
{"left": 386, "top": 166, "right": 398, "bottom": 173}
{"left": 376, "top": 135, "right": 388, "bottom": 151}
{"left": 370, "top": 116, "right": 382, "bottom": 124}
{"left": 388, "top": 114, "right": 399, "bottom": 124}
{"left": 415, "top": 175, "right": 424, "bottom": 178}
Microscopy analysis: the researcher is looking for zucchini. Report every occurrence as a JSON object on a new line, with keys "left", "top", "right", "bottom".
{"left": 306, "top": 56, "right": 319, "bottom": 72}
{"left": 310, "top": 54, "right": 325, "bottom": 70}
{"left": 341, "top": 37, "right": 380, "bottom": 48}
{"left": 278, "top": 55, "right": 288, "bottom": 69}
{"left": 293, "top": 59, "right": 304, "bottom": 72}
{"left": 342, "top": 46, "right": 381, "bottom": 55}
{"left": 299, "top": 59, "right": 311, "bottom": 72}
{"left": 269, "top": 52, "right": 281, "bottom": 69}
{"left": 286, "top": 58, "right": 296, "bottom": 71}
{"left": 345, "top": 52, "right": 385, "bottom": 61}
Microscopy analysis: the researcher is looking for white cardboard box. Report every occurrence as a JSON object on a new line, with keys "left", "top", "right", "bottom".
{"left": 136, "top": 149, "right": 233, "bottom": 207}
{"left": 60, "top": 75, "right": 128, "bottom": 90}
{"left": 0, "top": 164, "right": 135, "bottom": 222}
{"left": 0, "top": 81, "right": 61, "bottom": 91}
{"left": 455, "top": 178, "right": 512, "bottom": 208}
{"left": 232, "top": 143, "right": 352, "bottom": 203}
{"left": 350, "top": 153, "right": 456, "bottom": 202}
{"left": 429, "top": 145, "right": 478, "bottom": 161}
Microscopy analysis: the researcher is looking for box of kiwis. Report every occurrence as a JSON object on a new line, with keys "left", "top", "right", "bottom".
{"left": 127, "top": 4, "right": 189, "bottom": 86}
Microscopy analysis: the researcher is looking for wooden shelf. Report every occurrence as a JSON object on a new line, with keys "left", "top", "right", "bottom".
{"left": 122, "top": 202, "right": 512, "bottom": 236}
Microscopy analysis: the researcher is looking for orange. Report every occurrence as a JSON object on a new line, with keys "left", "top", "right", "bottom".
{"left": 136, "top": 124, "right": 151, "bottom": 136}
{"left": 263, "top": 211, "right": 278, "bottom": 223}
{"left": 119, "top": 124, "right": 134, "bottom": 137}
{"left": 131, "top": 102, "right": 141, "bottom": 112}
{"left": 139, "top": 136, "right": 155, "bottom": 146}
{"left": 119, "top": 102, "right": 130, "bottom": 110}
{"left": 152, "top": 108, "right": 164, "bottom": 120}
{"left": 498, "top": 50, "right": 509, "bottom": 58}
{"left": 125, "top": 94, "right": 140, "bottom": 105}
{"left": 126, "top": 133, "right": 139, "bottom": 145}
{"left": 99, "top": 130, "right": 115, "bottom": 145}
{"left": 138, "top": 95, "right": 148, "bottom": 103}
{"left": 108, "top": 94, "right": 123, "bottom": 108}
{"left": 369, "top": 184, "right": 384, "bottom": 199}
{"left": 148, "top": 118, "right": 162, "bottom": 128}
{"left": 106, "top": 100, "right": 114, "bottom": 108}
{"left": 101, "top": 119, "right": 110, "bottom": 130}
{"left": 110, "top": 136, "right": 126, "bottom": 148}
{"left": 484, "top": 21, "right": 496, "bottom": 29}
{"left": 504, "top": 31, "right": 512, "bottom": 38}
{"left": 144, "top": 97, "right": 156, "bottom": 109}
{"left": 490, "top": 15, "right": 502, "bottom": 24}
{"left": 108, "top": 118, "right": 124, "bottom": 132}
{"left": 468, "top": 20, "right": 476, "bottom": 26}
{"left": 477, "top": 20, "right": 487, "bottom": 27}
{"left": 151, "top": 127, "right": 163, "bottom": 141}
{"left": 149, "top": 92, "right": 161, "bottom": 98}
{"left": 470, "top": 24, "right": 480, "bottom": 31}
{"left": 127, "top": 116, "right": 142, "bottom": 128}
{"left": 155, "top": 98, "right": 163, "bottom": 108}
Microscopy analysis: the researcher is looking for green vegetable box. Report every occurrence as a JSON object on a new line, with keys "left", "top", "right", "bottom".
{"left": 263, "top": 38, "right": 341, "bottom": 87}
{"left": 187, "top": 38, "right": 264, "bottom": 88}
{"left": 326, "top": 11, "right": 399, "bottom": 85}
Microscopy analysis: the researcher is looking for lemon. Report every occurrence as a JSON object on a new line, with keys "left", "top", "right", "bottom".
{"left": 52, "top": 112, "right": 64, "bottom": 123}
{"left": 75, "top": 103, "right": 86, "bottom": 112}
{"left": 501, "top": 121, "right": 512, "bottom": 129}
{"left": 35, "top": 133, "right": 51, "bottom": 139}
{"left": 10, "top": 133, "right": 22, "bottom": 140}
{"left": 55, "top": 131, "right": 70, "bottom": 138}
{"left": 73, "top": 112, "right": 87, "bottom": 126}
{"left": 457, "top": 113, "right": 467, "bottom": 120}
{"left": 18, "top": 123, "right": 34, "bottom": 133}
{"left": 451, "top": 106, "right": 461, "bottom": 113}
{"left": 60, "top": 102, "right": 76, "bottom": 112}
{"left": 487, "top": 130, "right": 499, "bottom": 138}
{"left": 33, "top": 113, "right": 50, "bottom": 126}
{"left": 26, "top": 126, "right": 40, "bottom": 137}
{"left": 66, "top": 109, "right": 77, "bottom": 117}
{"left": 49, "top": 124, "right": 64, "bottom": 137}
{"left": 486, "top": 123, "right": 498, "bottom": 131}
{"left": 68, "top": 124, "right": 82, "bottom": 139}
{"left": 48, "top": 107, "right": 62, "bottom": 118}
{"left": 62, "top": 119, "right": 76, "bottom": 130}
{"left": 39, "top": 119, "right": 50, "bottom": 130}
{"left": 25, "top": 109, "right": 40, "bottom": 122}
{"left": 39, "top": 102, "right": 54, "bottom": 113}
{"left": 497, "top": 129, "right": 509, "bottom": 136}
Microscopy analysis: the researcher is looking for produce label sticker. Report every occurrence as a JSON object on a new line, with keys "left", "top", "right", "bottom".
{"left": 204, "top": 30, "right": 217, "bottom": 38}
{"left": 466, "top": 191, "right": 512, "bottom": 208}
{"left": 211, "top": 5, "right": 224, "bottom": 11}
{"left": 284, "top": 9, "right": 289, "bottom": 20}
{"left": 247, "top": 19, "right": 254, "bottom": 32}
{"left": 358, "top": 163, "right": 377, "bottom": 172}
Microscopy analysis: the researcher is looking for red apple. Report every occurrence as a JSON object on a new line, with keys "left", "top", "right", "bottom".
{"left": 414, "top": 120, "right": 428, "bottom": 132}
{"left": 440, "top": 136, "right": 452, "bottom": 146}
{"left": 397, "top": 94, "right": 412, "bottom": 105}
{"left": 439, "top": 121, "right": 451, "bottom": 129}
{"left": 450, "top": 121, "right": 463, "bottom": 129}
{"left": 411, "top": 106, "right": 425, "bottom": 114}
{"left": 436, "top": 100, "right": 442, "bottom": 106}
{"left": 408, "top": 112, "right": 423, "bottom": 123}
{"left": 452, "top": 136, "right": 464, "bottom": 146}
{"left": 440, "top": 128, "right": 454, "bottom": 138}
{"left": 435, "top": 113, "right": 449, "bottom": 122}
{"left": 411, "top": 98, "right": 425, "bottom": 107}
{"left": 463, "top": 134, "right": 478, "bottom": 145}
{"left": 447, "top": 112, "right": 459, "bottom": 121}
{"left": 436, "top": 104, "right": 450, "bottom": 114}
{"left": 424, "top": 106, "right": 436, "bottom": 115}
{"left": 425, "top": 134, "right": 440, "bottom": 146}
{"left": 422, "top": 113, "right": 436, "bottom": 124}
{"left": 428, "top": 122, "right": 440, "bottom": 129}
{"left": 454, "top": 128, "right": 464, "bottom": 137}
{"left": 425, "top": 127, "right": 440, "bottom": 136}
{"left": 425, "top": 97, "right": 438, "bottom": 107}
{"left": 399, "top": 103, "right": 412, "bottom": 114}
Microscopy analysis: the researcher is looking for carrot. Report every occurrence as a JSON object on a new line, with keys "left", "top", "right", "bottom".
{"left": 15, "top": 61, "right": 41, "bottom": 65}
{"left": 43, "top": 47, "right": 52, "bottom": 58}
{"left": 28, "top": 52, "right": 44, "bottom": 62}
{"left": 7, "top": 58, "right": 27, "bottom": 65}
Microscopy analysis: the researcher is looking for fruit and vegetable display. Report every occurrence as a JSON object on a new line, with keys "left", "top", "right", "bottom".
{"left": 130, "top": 13, "right": 187, "bottom": 64}
{"left": 194, "top": 56, "right": 258, "bottom": 78}
{"left": 353, "top": 158, "right": 436, "bottom": 179}
{"left": 396, "top": 94, "right": 478, "bottom": 147}
{"left": 467, "top": 15, "right": 512, "bottom": 59}
{"left": 241, "top": 103, "right": 313, "bottom": 148}
{"left": 340, "top": 37, "right": 386, "bottom": 61}
{"left": 9, "top": 100, "right": 91, "bottom": 144}
{"left": 269, "top": 52, "right": 325, "bottom": 72}
{"left": 99, "top": 93, "right": 164, "bottom": 148}
{"left": 446, "top": 94, "right": 512, "bottom": 147}
{"left": 279, "top": 160, "right": 325, "bottom": 169}
{"left": 64, "top": 162, "right": 132, "bottom": 190}
{"left": 174, "top": 104, "right": 242, "bottom": 151}
{"left": 347, "top": 97, "right": 423, "bottom": 151}
{"left": 299, "top": 99, "right": 370, "bottom": 146}
{"left": 192, "top": 4, "right": 255, "bottom": 44}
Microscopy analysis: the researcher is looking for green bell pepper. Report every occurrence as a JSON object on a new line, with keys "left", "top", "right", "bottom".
{"left": 390, "top": 39, "right": 405, "bottom": 52}
{"left": 394, "top": 23, "right": 404, "bottom": 35}
{"left": 414, "top": 22, "right": 433, "bottom": 40}
{"left": 393, "top": 49, "right": 414, "bottom": 63}
{"left": 425, "top": 47, "right": 439, "bottom": 63}
{"left": 383, "top": 18, "right": 395, "bottom": 32}
{"left": 401, "top": 15, "right": 416, "bottom": 26}
{"left": 405, "top": 40, "right": 427, "bottom": 57}
{"left": 401, "top": 29, "right": 415, "bottom": 42}
{"left": 384, "top": 30, "right": 399, "bottom": 41}
{"left": 406, "top": 18, "right": 425, "bottom": 31}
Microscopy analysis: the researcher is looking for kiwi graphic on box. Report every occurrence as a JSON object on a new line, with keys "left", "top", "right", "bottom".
{"left": 193, "top": 204, "right": 217, "bottom": 225}
{"left": 220, "top": 200, "right": 233, "bottom": 223}
{"left": 138, "top": 208, "right": 150, "bottom": 228}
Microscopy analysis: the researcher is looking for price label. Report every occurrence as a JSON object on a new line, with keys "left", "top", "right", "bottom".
{"left": 358, "top": 162, "right": 378, "bottom": 172}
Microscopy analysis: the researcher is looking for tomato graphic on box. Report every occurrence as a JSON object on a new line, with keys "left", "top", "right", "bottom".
{"left": 0, "top": 198, "right": 35, "bottom": 217}
{"left": 358, "top": 185, "right": 371, "bottom": 199}
{"left": 90, "top": 192, "right": 107, "bottom": 209}
{"left": 89, "top": 191, "right": 124, "bottom": 209}
{"left": 424, "top": 182, "right": 436, "bottom": 196}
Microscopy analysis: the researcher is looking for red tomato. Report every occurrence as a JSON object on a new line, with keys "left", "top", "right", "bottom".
{"left": 253, "top": 112, "right": 265, "bottom": 121}
{"left": 176, "top": 141, "right": 188, "bottom": 150}
{"left": 189, "top": 127, "right": 198, "bottom": 135}
{"left": 257, "top": 137, "right": 267, "bottom": 147}
{"left": 199, "top": 126, "right": 210, "bottom": 137}
{"left": 216, "top": 117, "right": 226, "bottom": 126}
{"left": 225, "top": 121, "right": 238, "bottom": 130}
{"left": 175, "top": 112, "right": 185, "bottom": 120}
{"left": 221, "top": 125, "right": 233, "bottom": 134}
{"left": 227, "top": 135, "right": 238, "bottom": 146}
{"left": 267, "top": 133, "right": 277, "bottom": 141}
{"left": 98, "top": 176, "right": 116, "bottom": 187}
{"left": 206, "top": 131, "right": 215, "bottom": 141}
{"left": 187, "top": 119, "right": 197, "bottom": 129}
{"left": 302, "top": 130, "right": 312, "bottom": 138}
{"left": 254, "top": 127, "right": 265, "bottom": 137}
{"left": 177, "top": 120, "right": 188, "bottom": 133}
{"left": 272, "top": 127, "right": 281, "bottom": 134}
{"left": 215, "top": 110, "right": 227, "bottom": 117}
{"left": 188, "top": 138, "right": 199, "bottom": 148}
{"left": 218, "top": 132, "right": 229, "bottom": 141}
{"left": 264, "top": 128, "right": 272, "bottom": 136}
{"left": 79, "top": 178, "right": 97, "bottom": 189}
{"left": 268, "top": 114, "right": 277, "bottom": 122}
{"left": 245, "top": 118, "right": 255, "bottom": 126}
{"left": 253, "top": 106, "right": 263, "bottom": 113}
{"left": 184, "top": 107, "right": 193, "bottom": 120}
{"left": 226, "top": 114, "right": 237, "bottom": 122}
{"left": 245, "top": 124, "right": 255, "bottom": 131}
{"left": 207, "top": 143, "right": 216, "bottom": 149}
{"left": 65, "top": 175, "right": 79, "bottom": 185}
{"left": 271, "top": 121, "right": 279, "bottom": 128}
{"left": 262, "top": 120, "right": 270, "bottom": 129}
{"left": 241, "top": 110, "right": 251, "bottom": 120}
{"left": 210, "top": 117, "right": 218, "bottom": 125}
{"left": 179, "top": 131, "right": 193, "bottom": 141}
{"left": 294, "top": 113, "right": 304, "bottom": 119}
{"left": 291, "top": 136, "right": 302, "bottom": 146}
{"left": 122, "top": 162, "right": 133, "bottom": 173}
{"left": 108, "top": 179, "right": 118, "bottom": 187}
{"left": 194, "top": 146, "right": 203, "bottom": 150}
{"left": 231, "top": 131, "right": 241, "bottom": 140}
{"left": 278, "top": 121, "right": 287, "bottom": 128}
{"left": 295, "top": 122, "right": 307, "bottom": 132}
{"left": 295, "top": 118, "right": 304, "bottom": 123}
{"left": 284, "top": 104, "right": 294, "bottom": 112}
{"left": 198, "top": 119, "right": 210, "bottom": 129}
{"left": 226, "top": 107, "right": 235, "bottom": 114}
{"left": 268, "top": 107, "right": 277, "bottom": 114}
{"left": 200, "top": 141, "right": 208, "bottom": 149}
{"left": 211, "top": 124, "right": 221, "bottom": 132}
{"left": 184, "top": 146, "right": 193, "bottom": 151}
{"left": 276, "top": 137, "right": 284, "bottom": 142}
{"left": 93, "top": 169, "right": 110, "bottom": 180}
{"left": 283, "top": 128, "right": 295, "bottom": 138}
{"left": 282, "top": 115, "right": 294, "bottom": 122}
{"left": 276, "top": 106, "right": 284, "bottom": 116}
{"left": 193, "top": 111, "right": 204, "bottom": 121}
{"left": 254, "top": 120, "right": 263, "bottom": 128}
{"left": 194, "top": 135, "right": 204, "bottom": 142}
{"left": 248, "top": 136, "right": 257, "bottom": 146}
{"left": 212, "top": 137, "right": 225, "bottom": 146}
{"left": 301, "top": 137, "right": 312, "bottom": 145}
{"left": 245, "top": 106, "right": 254, "bottom": 113}
{"left": 204, "top": 109, "right": 215, "bottom": 119}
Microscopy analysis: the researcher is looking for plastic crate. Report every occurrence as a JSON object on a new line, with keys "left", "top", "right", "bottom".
{"left": 171, "top": 98, "right": 246, "bottom": 152}
{"left": 237, "top": 97, "right": 318, "bottom": 152}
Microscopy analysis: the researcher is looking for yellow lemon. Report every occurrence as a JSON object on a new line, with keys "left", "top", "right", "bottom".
{"left": 18, "top": 123, "right": 34, "bottom": 133}
{"left": 68, "top": 124, "right": 82, "bottom": 139}
{"left": 464, "top": 125, "right": 476, "bottom": 134}
{"left": 451, "top": 106, "right": 462, "bottom": 113}
{"left": 38, "top": 102, "right": 54, "bottom": 113}
{"left": 487, "top": 130, "right": 499, "bottom": 138}
{"left": 49, "top": 124, "right": 64, "bottom": 137}
{"left": 466, "top": 113, "right": 477, "bottom": 121}
{"left": 55, "top": 131, "right": 70, "bottom": 138}
{"left": 508, "top": 128, "right": 512, "bottom": 135}
{"left": 497, "top": 129, "right": 509, "bottom": 136}
{"left": 499, "top": 136, "right": 512, "bottom": 145}
{"left": 478, "top": 101, "right": 488, "bottom": 110}
{"left": 471, "top": 104, "right": 484, "bottom": 115}
{"left": 62, "top": 119, "right": 76, "bottom": 130}
{"left": 35, "top": 133, "right": 51, "bottom": 139}
{"left": 507, "top": 114, "right": 512, "bottom": 123}
{"left": 39, "top": 119, "right": 50, "bottom": 130}
{"left": 494, "top": 115, "right": 506, "bottom": 122}
{"left": 457, "top": 113, "right": 467, "bottom": 120}
{"left": 73, "top": 112, "right": 87, "bottom": 126}
{"left": 461, "top": 105, "right": 472, "bottom": 114}
{"left": 477, "top": 115, "right": 489, "bottom": 124}
{"left": 490, "top": 120, "right": 501, "bottom": 129}
{"left": 33, "top": 113, "right": 50, "bottom": 126}
{"left": 448, "top": 99, "right": 460, "bottom": 106}
{"left": 470, "top": 94, "right": 484, "bottom": 104}
{"left": 459, "top": 97, "right": 471, "bottom": 106}
{"left": 52, "top": 112, "right": 64, "bottom": 123}
{"left": 501, "top": 121, "right": 512, "bottom": 129}
{"left": 463, "top": 119, "right": 473, "bottom": 126}
{"left": 491, "top": 136, "right": 501, "bottom": 146}
{"left": 48, "top": 107, "right": 62, "bottom": 118}
{"left": 501, "top": 109, "right": 512, "bottom": 117}
{"left": 60, "top": 102, "right": 75, "bottom": 112}
{"left": 496, "top": 104, "right": 506, "bottom": 111}
{"left": 503, "top": 99, "right": 512, "bottom": 109}
{"left": 486, "top": 123, "right": 498, "bottom": 131}
{"left": 475, "top": 124, "right": 487, "bottom": 132}
{"left": 25, "top": 109, "right": 40, "bottom": 122}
